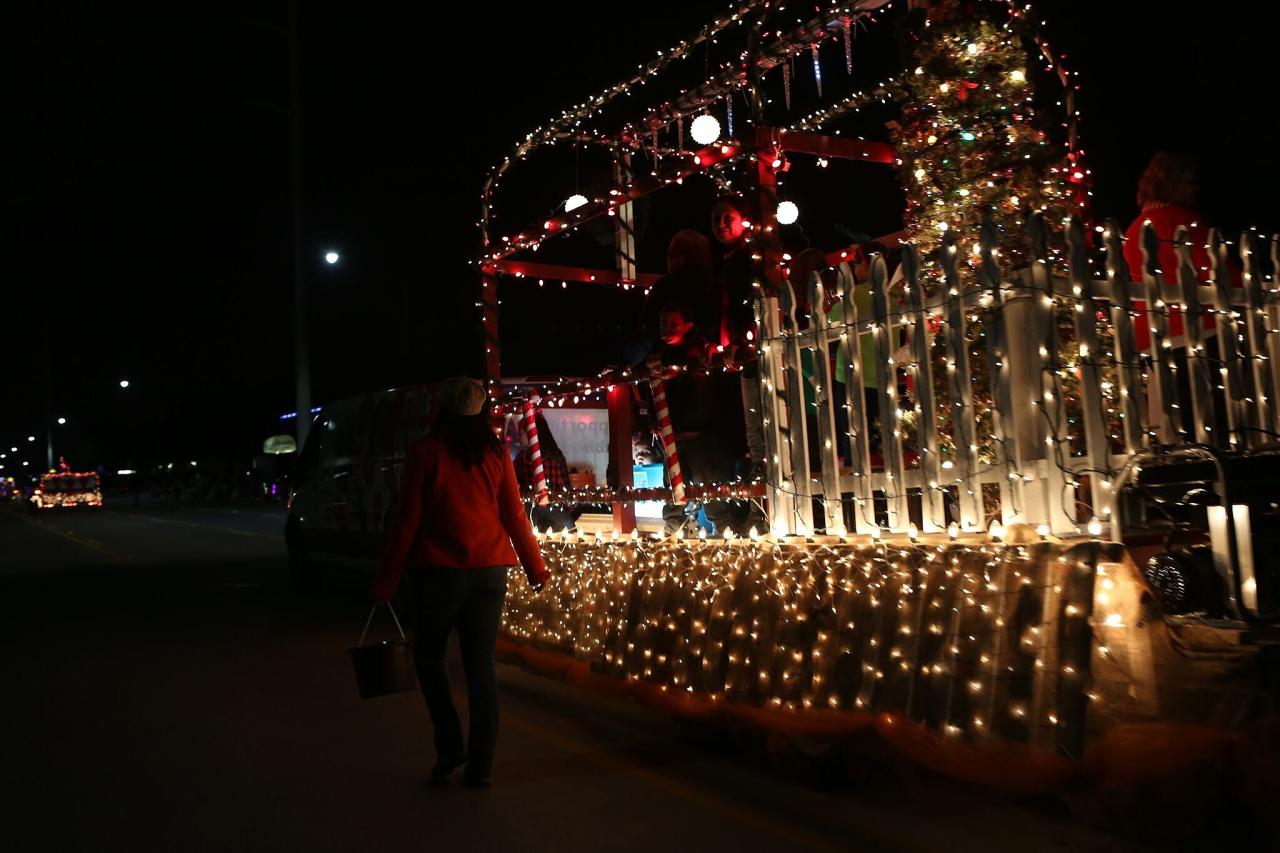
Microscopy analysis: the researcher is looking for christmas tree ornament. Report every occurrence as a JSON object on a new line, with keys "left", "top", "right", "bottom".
{"left": 811, "top": 43, "right": 823, "bottom": 98}
{"left": 690, "top": 114, "right": 721, "bottom": 146}
{"left": 783, "top": 54, "right": 792, "bottom": 110}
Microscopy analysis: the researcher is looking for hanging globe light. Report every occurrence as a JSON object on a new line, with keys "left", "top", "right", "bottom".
{"left": 690, "top": 114, "right": 721, "bottom": 146}
{"left": 776, "top": 200, "right": 799, "bottom": 225}
{"left": 564, "top": 193, "right": 588, "bottom": 212}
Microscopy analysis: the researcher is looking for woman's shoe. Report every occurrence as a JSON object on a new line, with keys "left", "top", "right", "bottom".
{"left": 461, "top": 773, "right": 491, "bottom": 789}
{"left": 428, "top": 753, "right": 467, "bottom": 785}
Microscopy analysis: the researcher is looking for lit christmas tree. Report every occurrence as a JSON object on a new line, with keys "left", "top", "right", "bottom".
{"left": 894, "top": 1, "right": 1087, "bottom": 278}
{"left": 887, "top": 0, "right": 1121, "bottom": 478}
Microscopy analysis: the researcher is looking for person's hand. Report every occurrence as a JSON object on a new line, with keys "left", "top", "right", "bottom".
{"left": 528, "top": 568, "right": 551, "bottom": 593}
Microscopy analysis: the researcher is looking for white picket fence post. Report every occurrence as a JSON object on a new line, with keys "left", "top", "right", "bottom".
{"left": 978, "top": 218, "right": 1026, "bottom": 524}
{"left": 1102, "top": 221, "right": 1147, "bottom": 455}
{"left": 755, "top": 291, "right": 795, "bottom": 536}
{"left": 778, "top": 278, "right": 815, "bottom": 534}
{"left": 836, "top": 263, "right": 877, "bottom": 534}
{"left": 807, "top": 270, "right": 846, "bottom": 534}
{"left": 1240, "top": 232, "right": 1275, "bottom": 446}
{"left": 1065, "top": 216, "right": 1113, "bottom": 524}
{"left": 1027, "top": 213, "right": 1072, "bottom": 532}
{"left": 941, "top": 230, "right": 982, "bottom": 531}
{"left": 1268, "top": 235, "right": 1280, "bottom": 438}
{"left": 1139, "top": 221, "right": 1183, "bottom": 444}
{"left": 1173, "top": 224, "right": 1216, "bottom": 444}
{"left": 901, "top": 246, "right": 945, "bottom": 531}
{"left": 868, "top": 253, "right": 908, "bottom": 531}
{"left": 1210, "top": 228, "right": 1248, "bottom": 449}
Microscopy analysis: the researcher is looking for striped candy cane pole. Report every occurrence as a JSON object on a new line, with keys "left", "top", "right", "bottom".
{"left": 521, "top": 398, "right": 550, "bottom": 506}
{"left": 648, "top": 374, "right": 686, "bottom": 504}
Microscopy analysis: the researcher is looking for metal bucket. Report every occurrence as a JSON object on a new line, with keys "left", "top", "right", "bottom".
{"left": 348, "top": 604, "right": 416, "bottom": 699}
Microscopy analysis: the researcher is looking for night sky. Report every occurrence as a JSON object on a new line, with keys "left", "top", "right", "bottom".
{"left": 9, "top": 1, "right": 1276, "bottom": 475}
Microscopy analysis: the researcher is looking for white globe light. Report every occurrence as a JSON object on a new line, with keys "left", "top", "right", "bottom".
{"left": 690, "top": 114, "right": 721, "bottom": 146}
{"left": 324, "top": 250, "right": 340, "bottom": 265}
{"left": 776, "top": 200, "right": 799, "bottom": 225}
{"left": 120, "top": 379, "right": 130, "bottom": 389}
{"left": 57, "top": 418, "right": 66, "bottom": 425}
{"left": 564, "top": 193, "right": 588, "bottom": 213}
{"left": 27, "top": 436, "right": 35, "bottom": 442}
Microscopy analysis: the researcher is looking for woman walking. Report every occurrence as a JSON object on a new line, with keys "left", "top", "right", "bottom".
{"left": 372, "top": 377, "right": 549, "bottom": 788}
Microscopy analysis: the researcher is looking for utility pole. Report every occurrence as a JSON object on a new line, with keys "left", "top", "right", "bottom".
{"left": 44, "top": 338, "right": 53, "bottom": 470}
{"left": 289, "top": 0, "right": 310, "bottom": 449}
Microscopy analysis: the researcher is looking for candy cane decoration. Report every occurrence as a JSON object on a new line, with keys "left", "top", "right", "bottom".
{"left": 521, "top": 398, "right": 550, "bottom": 506}
{"left": 648, "top": 374, "right": 686, "bottom": 505}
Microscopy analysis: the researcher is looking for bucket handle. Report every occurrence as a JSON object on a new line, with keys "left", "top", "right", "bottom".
{"left": 358, "top": 603, "right": 407, "bottom": 647}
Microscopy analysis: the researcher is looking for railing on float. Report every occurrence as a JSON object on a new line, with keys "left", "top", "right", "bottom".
{"left": 755, "top": 212, "right": 1280, "bottom": 537}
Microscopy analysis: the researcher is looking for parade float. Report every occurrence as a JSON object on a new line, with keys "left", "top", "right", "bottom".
{"left": 477, "top": 0, "right": 1280, "bottom": 829}
{"left": 31, "top": 460, "right": 103, "bottom": 510}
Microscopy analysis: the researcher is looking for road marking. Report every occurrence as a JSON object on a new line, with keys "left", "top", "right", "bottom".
{"left": 129, "top": 513, "right": 284, "bottom": 541}
{"left": 13, "top": 512, "right": 131, "bottom": 560}
{"left": 502, "top": 710, "right": 902, "bottom": 852}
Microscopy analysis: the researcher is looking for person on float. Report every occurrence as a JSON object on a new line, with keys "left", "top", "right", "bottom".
{"left": 372, "top": 377, "right": 549, "bottom": 789}
{"left": 1123, "top": 151, "right": 1239, "bottom": 435}
{"left": 710, "top": 197, "right": 767, "bottom": 483}
{"left": 643, "top": 301, "right": 746, "bottom": 536}
{"left": 514, "top": 410, "right": 576, "bottom": 533}
{"left": 641, "top": 229, "right": 715, "bottom": 340}
{"left": 618, "top": 229, "right": 715, "bottom": 366}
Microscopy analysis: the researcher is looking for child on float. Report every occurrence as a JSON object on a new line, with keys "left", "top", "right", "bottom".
{"left": 641, "top": 301, "right": 747, "bottom": 536}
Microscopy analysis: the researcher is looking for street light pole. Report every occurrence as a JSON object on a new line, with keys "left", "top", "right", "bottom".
{"left": 44, "top": 338, "right": 53, "bottom": 470}
{"left": 289, "top": 0, "right": 311, "bottom": 450}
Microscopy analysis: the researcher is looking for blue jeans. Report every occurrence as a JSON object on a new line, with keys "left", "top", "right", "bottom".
{"left": 410, "top": 566, "right": 508, "bottom": 778}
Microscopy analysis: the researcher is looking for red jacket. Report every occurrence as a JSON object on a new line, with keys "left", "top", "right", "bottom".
{"left": 372, "top": 435, "right": 548, "bottom": 600}
{"left": 1123, "top": 204, "right": 1225, "bottom": 351}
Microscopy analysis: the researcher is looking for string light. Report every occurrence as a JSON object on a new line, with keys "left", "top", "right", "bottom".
{"left": 500, "top": 536, "right": 1115, "bottom": 749}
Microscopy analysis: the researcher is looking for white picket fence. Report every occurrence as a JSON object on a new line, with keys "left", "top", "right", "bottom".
{"left": 755, "top": 213, "right": 1280, "bottom": 536}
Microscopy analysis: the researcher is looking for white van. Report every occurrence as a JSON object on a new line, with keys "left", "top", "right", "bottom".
{"left": 285, "top": 384, "right": 436, "bottom": 591}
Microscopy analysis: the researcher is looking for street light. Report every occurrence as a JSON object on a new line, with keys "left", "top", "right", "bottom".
{"left": 324, "top": 250, "right": 340, "bottom": 265}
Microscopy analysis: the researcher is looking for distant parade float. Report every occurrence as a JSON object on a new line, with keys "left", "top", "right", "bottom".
{"left": 31, "top": 459, "right": 102, "bottom": 509}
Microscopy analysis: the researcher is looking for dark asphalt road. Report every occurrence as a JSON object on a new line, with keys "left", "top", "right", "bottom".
{"left": 0, "top": 501, "right": 1132, "bottom": 853}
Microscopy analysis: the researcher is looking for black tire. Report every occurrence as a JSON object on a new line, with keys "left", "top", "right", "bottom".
{"left": 289, "top": 544, "right": 321, "bottom": 593}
